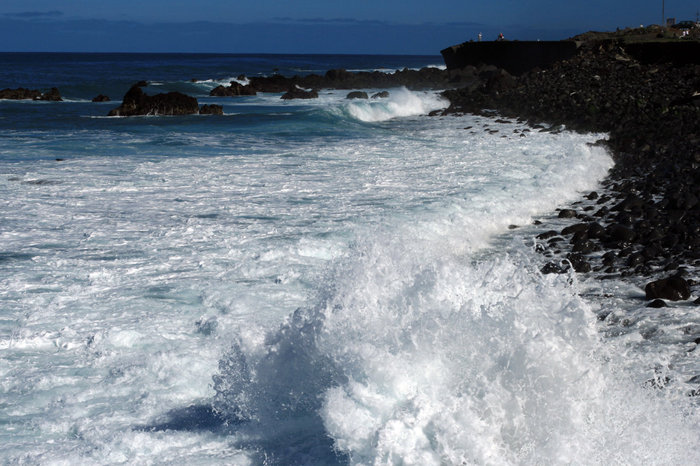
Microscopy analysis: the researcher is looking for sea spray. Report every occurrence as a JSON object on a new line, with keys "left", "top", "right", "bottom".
{"left": 214, "top": 238, "right": 699, "bottom": 464}
{"left": 340, "top": 87, "right": 448, "bottom": 122}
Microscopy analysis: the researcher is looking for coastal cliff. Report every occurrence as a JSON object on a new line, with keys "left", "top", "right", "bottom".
{"left": 441, "top": 38, "right": 700, "bottom": 75}
{"left": 441, "top": 41, "right": 579, "bottom": 75}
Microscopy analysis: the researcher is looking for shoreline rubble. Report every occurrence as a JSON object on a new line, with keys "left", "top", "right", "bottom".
{"left": 440, "top": 40, "right": 699, "bottom": 308}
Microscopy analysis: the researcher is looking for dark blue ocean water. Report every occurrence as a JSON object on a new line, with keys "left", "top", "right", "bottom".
{"left": 0, "top": 52, "right": 443, "bottom": 100}
{"left": 0, "top": 53, "right": 698, "bottom": 465}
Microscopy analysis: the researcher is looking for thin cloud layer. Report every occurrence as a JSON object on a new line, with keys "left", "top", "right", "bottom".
{"left": 4, "top": 10, "right": 63, "bottom": 19}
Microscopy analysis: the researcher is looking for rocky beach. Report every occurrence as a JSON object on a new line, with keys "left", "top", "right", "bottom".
{"left": 440, "top": 36, "right": 699, "bottom": 308}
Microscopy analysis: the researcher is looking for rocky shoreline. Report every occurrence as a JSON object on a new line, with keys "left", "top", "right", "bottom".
{"left": 440, "top": 40, "right": 699, "bottom": 308}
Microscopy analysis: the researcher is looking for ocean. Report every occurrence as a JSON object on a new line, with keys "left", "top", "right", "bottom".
{"left": 0, "top": 53, "right": 698, "bottom": 465}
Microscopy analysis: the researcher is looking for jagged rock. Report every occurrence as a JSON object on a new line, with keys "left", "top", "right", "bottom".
{"left": 92, "top": 94, "right": 110, "bottom": 102}
{"left": 372, "top": 91, "right": 390, "bottom": 99}
{"left": 0, "top": 88, "right": 41, "bottom": 100}
{"left": 107, "top": 83, "right": 199, "bottom": 116}
{"left": 210, "top": 82, "right": 256, "bottom": 97}
{"left": 0, "top": 87, "right": 62, "bottom": 101}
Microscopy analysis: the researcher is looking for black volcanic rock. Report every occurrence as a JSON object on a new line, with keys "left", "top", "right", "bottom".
{"left": 108, "top": 84, "right": 199, "bottom": 116}
{"left": 249, "top": 75, "right": 297, "bottom": 93}
{"left": 40, "top": 87, "right": 62, "bottom": 101}
{"left": 645, "top": 275, "right": 691, "bottom": 301}
{"left": 247, "top": 66, "right": 457, "bottom": 94}
{"left": 0, "top": 87, "right": 62, "bottom": 101}
{"left": 199, "top": 104, "right": 223, "bottom": 115}
{"left": 281, "top": 87, "right": 319, "bottom": 100}
{"left": 566, "top": 252, "right": 591, "bottom": 273}
{"left": 92, "top": 94, "right": 111, "bottom": 102}
{"left": 210, "top": 82, "right": 256, "bottom": 96}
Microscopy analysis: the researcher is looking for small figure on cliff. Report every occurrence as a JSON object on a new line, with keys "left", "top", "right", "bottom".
{"left": 497, "top": 32, "right": 505, "bottom": 41}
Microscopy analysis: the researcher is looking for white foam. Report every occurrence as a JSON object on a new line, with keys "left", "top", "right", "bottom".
{"left": 341, "top": 88, "right": 448, "bottom": 122}
{"left": 3, "top": 106, "right": 698, "bottom": 464}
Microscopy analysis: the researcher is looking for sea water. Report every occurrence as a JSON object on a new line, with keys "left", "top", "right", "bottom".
{"left": 0, "top": 53, "right": 698, "bottom": 465}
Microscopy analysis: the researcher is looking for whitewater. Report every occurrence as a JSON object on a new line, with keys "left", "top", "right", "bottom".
{"left": 0, "top": 53, "right": 698, "bottom": 465}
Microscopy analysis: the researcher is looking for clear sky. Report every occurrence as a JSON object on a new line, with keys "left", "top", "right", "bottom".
{"left": 1, "top": 1, "right": 698, "bottom": 54}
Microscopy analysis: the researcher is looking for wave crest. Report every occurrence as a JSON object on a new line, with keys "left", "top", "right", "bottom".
{"left": 213, "top": 239, "right": 699, "bottom": 464}
{"left": 338, "top": 88, "right": 448, "bottom": 122}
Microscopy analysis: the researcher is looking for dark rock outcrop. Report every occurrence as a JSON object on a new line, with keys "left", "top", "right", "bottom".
{"left": 645, "top": 276, "right": 692, "bottom": 301}
{"left": 441, "top": 41, "right": 580, "bottom": 75}
{"left": 0, "top": 87, "right": 62, "bottom": 101}
{"left": 92, "top": 94, "right": 110, "bottom": 102}
{"left": 199, "top": 104, "right": 224, "bottom": 115}
{"left": 247, "top": 66, "right": 468, "bottom": 94}
{"left": 280, "top": 87, "right": 319, "bottom": 100}
{"left": 210, "top": 82, "right": 256, "bottom": 97}
{"left": 442, "top": 42, "right": 699, "bottom": 293}
{"left": 107, "top": 83, "right": 199, "bottom": 116}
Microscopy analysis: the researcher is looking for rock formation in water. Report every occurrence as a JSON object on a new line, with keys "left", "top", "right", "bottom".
{"left": 108, "top": 82, "right": 220, "bottom": 116}
{"left": 0, "top": 87, "right": 62, "bottom": 101}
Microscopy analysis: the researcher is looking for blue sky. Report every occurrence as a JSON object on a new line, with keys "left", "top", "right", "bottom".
{"left": 1, "top": 1, "right": 698, "bottom": 54}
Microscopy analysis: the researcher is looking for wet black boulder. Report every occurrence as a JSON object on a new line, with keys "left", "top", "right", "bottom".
{"left": 645, "top": 275, "right": 691, "bottom": 301}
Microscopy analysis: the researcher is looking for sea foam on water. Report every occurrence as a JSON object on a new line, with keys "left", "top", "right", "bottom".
{"left": 212, "top": 159, "right": 699, "bottom": 463}
{"left": 1, "top": 54, "right": 698, "bottom": 464}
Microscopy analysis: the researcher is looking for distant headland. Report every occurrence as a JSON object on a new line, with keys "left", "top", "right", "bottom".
{"left": 441, "top": 25, "right": 700, "bottom": 75}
